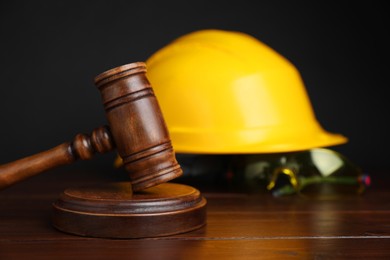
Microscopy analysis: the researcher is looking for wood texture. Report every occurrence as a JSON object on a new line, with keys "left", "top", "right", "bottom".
{"left": 0, "top": 169, "right": 389, "bottom": 259}
{"left": 0, "top": 62, "right": 182, "bottom": 192}
{"left": 52, "top": 182, "right": 207, "bottom": 238}
{"left": 0, "top": 126, "right": 113, "bottom": 190}
{"left": 94, "top": 62, "right": 182, "bottom": 191}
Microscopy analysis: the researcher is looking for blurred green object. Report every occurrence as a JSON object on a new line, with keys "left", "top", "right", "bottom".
{"left": 231, "top": 148, "right": 370, "bottom": 197}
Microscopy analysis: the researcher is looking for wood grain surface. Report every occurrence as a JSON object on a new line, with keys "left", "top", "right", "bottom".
{"left": 0, "top": 168, "right": 389, "bottom": 259}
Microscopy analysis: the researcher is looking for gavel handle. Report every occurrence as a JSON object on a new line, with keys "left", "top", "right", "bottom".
{"left": 0, "top": 126, "right": 114, "bottom": 190}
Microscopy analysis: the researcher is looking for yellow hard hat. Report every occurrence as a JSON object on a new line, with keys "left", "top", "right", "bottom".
{"left": 146, "top": 29, "right": 347, "bottom": 154}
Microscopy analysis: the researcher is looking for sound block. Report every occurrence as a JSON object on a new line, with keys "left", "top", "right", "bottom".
{"left": 52, "top": 182, "right": 207, "bottom": 239}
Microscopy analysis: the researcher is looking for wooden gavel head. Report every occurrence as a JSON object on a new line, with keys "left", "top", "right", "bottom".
{"left": 0, "top": 62, "right": 182, "bottom": 192}
{"left": 94, "top": 62, "right": 183, "bottom": 191}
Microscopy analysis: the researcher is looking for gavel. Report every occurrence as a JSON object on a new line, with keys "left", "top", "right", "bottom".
{"left": 0, "top": 62, "right": 183, "bottom": 192}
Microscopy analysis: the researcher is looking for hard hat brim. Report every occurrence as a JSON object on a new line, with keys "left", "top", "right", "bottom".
{"left": 170, "top": 126, "right": 348, "bottom": 154}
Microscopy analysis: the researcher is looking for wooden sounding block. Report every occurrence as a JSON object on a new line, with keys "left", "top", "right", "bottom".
{"left": 52, "top": 182, "right": 207, "bottom": 239}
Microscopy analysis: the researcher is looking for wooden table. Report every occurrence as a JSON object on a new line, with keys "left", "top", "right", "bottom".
{"left": 1, "top": 167, "right": 389, "bottom": 259}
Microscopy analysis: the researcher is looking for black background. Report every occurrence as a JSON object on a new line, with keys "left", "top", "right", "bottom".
{"left": 0, "top": 1, "right": 389, "bottom": 177}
